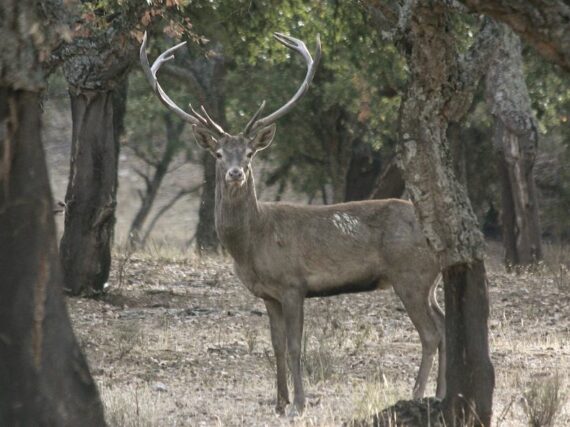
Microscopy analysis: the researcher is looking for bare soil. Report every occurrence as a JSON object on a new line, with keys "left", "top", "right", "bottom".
{"left": 66, "top": 243, "right": 570, "bottom": 427}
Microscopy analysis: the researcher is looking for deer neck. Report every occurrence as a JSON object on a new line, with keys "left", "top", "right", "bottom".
{"left": 215, "top": 164, "right": 260, "bottom": 261}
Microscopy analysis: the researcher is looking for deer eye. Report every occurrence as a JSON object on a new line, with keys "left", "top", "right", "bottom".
{"left": 246, "top": 151, "right": 254, "bottom": 159}
{"left": 215, "top": 151, "right": 223, "bottom": 159}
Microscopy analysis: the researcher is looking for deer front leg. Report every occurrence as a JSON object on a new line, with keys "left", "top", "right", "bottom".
{"left": 282, "top": 291, "right": 305, "bottom": 416}
{"left": 263, "top": 298, "right": 289, "bottom": 414}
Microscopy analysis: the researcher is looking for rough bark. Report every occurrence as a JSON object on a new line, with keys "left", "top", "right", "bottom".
{"left": 458, "top": 0, "right": 570, "bottom": 72}
{"left": 0, "top": 88, "right": 106, "bottom": 427}
{"left": 0, "top": 1, "right": 105, "bottom": 424}
{"left": 394, "top": 3, "right": 497, "bottom": 425}
{"left": 59, "top": 89, "right": 120, "bottom": 295}
{"left": 443, "top": 261, "right": 494, "bottom": 426}
{"left": 128, "top": 114, "right": 184, "bottom": 246}
{"left": 485, "top": 26, "right": 542, "bottom": 266}
{"left": 59, "top": 28, "right": 133, "bottom": 295}
{"left": 196, "top": 152, "right": 219, "bottom": 254}
{"left": 448, "top": 122, "right": 468, "bottom": 188}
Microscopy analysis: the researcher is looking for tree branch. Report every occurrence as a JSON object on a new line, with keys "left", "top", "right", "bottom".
{"left": 444, "top": 17, "right": 502, "bottom": 122}
{"left": 141, "top": 184, "right": 203, "bottom": 244}
{"left": 457, "top": 0, "right": 570, "bottom": 72}
{"left": 130, "top": 144, "right": 160, "bottom": 168}
{"left": 160, "top": 63, "right": 208, "bottom": 103}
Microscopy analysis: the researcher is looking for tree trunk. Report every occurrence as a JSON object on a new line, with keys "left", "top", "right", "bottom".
{"left": 128, "top": 115, "right": 184, "bottom": 246}
{"left": 59, "top": 89, "right": 119, "bottom": 295}
{"left": 0, "top": 87, "right": 106, "bottom": 427}
{"left": 369, "top": 159, "right": 405, "bottom": 200}
{"left": 320, "top": 105, "right": 357, "bottom": 204}
{"left": 443, "top": 261, "right": 494, "bottom": 426}
{"left": 0, "top": 1, "right": 106, "bottom": 418}
{"left": 59, "top": 21, "right": 133, "bottom": 295}
{"left": 191, "top": 44, "right": 227, "bottom": 255}
{"left": 395, "top": 3, "right": 498, "bottom": 425}
{"left": 195, "top": 152, "right": 219, "bottom": 254}
{"left": 486, "top": 27, "right": 542, "bottom": 266}
{"left": 344, "top": 140, "right": 383, "bottom": 201}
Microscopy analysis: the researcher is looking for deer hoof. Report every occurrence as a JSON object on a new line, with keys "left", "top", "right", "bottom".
{"left": 287, "top": 406, "right": 300, "bottom": 418}
{"left": 287, "top": 402, "right": 305, "bottom": 418}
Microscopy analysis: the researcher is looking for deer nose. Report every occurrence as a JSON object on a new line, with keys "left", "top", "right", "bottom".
{"left": 227, "top": 167, "right": 244, "bottom": 182}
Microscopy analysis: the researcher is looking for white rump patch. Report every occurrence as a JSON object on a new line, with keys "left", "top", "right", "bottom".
{"left": 332, "top": 212, "right": 360, "bottom": 236}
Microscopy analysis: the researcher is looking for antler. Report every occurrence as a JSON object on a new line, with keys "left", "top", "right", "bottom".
{"left": 140, "top": 32, "right": 225, "bottom": 136}
{"left": 244, "top": 33, "right": 321, "bottom": 135}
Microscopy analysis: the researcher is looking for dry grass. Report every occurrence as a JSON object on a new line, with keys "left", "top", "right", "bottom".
{"left": 66, "top": 241, "right": 570, "bottom": 426}
{"left": 522, "top": 373, "right": 567, "bottom": 427}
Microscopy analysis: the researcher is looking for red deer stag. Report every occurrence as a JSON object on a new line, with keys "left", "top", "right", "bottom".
{"left": 140, "top": 32, "right": 445, "bottom": 416}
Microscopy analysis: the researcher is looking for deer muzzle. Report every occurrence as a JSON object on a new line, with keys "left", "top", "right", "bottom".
{"left": 226, "top": 167, "right": 246, "bottom": 185}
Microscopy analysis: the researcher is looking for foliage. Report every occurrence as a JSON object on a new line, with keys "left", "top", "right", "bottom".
{"left": 121, "top": 0, "right": 569, "bottom": 236}
{"left": 74, "top": 0, "right": 195, "bottom": 42}
{"left": 524, "top": 50, "right": 570, "bottom": 238}
{"left": 186, "top": 0, "right": 406, "bottom": 199}
{"left": 123, "top": 71, "right": 191, "bottom": 162}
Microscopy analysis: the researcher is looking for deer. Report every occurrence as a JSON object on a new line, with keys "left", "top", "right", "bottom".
{"left": 140, "top": 31, "right": 445, "bottom": 416}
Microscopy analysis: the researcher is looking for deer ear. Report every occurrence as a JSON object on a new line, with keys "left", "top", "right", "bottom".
{"left": 192, "top": 125, "right": 219, "bottom": 152}
{"left": 249, "top": 124, "right": 276, "bottom": 152}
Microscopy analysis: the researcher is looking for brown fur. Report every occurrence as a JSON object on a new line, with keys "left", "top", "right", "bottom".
{"left": 211, "top": 135, "right": 446, "bottom": 415}
{"left": 141, "top": 33, "right": 445, "bottom": 416}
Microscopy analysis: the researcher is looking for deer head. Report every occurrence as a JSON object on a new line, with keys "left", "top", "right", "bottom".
{"left": 140, "top": 32, "right": 321, "bottom": 187}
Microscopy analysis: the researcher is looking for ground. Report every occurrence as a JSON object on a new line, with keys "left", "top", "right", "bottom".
{"left": 66, "top": 242, "right": 570, "bottom": 427}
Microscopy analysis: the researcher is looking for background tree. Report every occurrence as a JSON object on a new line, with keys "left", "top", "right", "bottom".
{"left": 486, "top": 26, "right": 543, "bottom": 267}
{"left": 223, "top": 0, "right": 405, "bottom": 203}
{"left": 128, "top": 112, "right": 186, "bottom": 246}
{"left": 57, "top": 0, "right": 193, "bottom": 294}
{"left": 458, "top": 0, "right": 570, "bottom": 72}
{"left": 365, "top": 1, "right": 500, "bottom": 424}
{"left": 0, "top": 0, "right": 106, "bottom": 423}
{"left": 124, "top": 67, "right": 205, "bottom": 247}
{"left": 525, "top": 54, "right": 570, "bottom": 241}
{"left": 188, "top": 42, "right": 229, "bottom": 254}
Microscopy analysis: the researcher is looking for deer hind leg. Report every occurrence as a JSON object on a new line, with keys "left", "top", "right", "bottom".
{"left": 429, "top": 281, "right": 446, "bottom": 399}
{"left": 263, "top": 298, "right": 289, "bottom": 414}
{"left": 281, "top": 291, "right": 305, "bottom": 416}
{"left": 393, "top": 277, "right": 442, "bottom": 399}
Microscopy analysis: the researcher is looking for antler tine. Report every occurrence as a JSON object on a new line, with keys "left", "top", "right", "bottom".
{"left": 243, "top": 101, "right": 266, "bottom": 135}
{"left": 200, "top": 105, "right": 225, "bottom": 135}
{"left": 189, "top": 103, "right": 208, "bottom": 124}
{"left": 245, "top": 33, "right": 321, "bottom": 135}
{"left": 188, "top": 103, "right": 226, "bottom": 135}
{"left": 140, "top": 32, "right": 225, "bottom": 135}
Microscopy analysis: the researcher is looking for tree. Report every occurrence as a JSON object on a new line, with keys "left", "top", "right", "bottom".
{"left": 457, "top": 0, "right": 570, "bottom": 72}
{"left": 133, "top": 19, "right": 229, "bottom": 254}
{"left": 57, "top": 0, "right": 192, "bottom": 294}
{"left": 189, "top": 43, "right": 228, "bottom": 255}
{"left": 127, "top": 111, "right": 186, "bottom": 246}
{"left": 486, "top": 26, "right": 543, "bottom": 266}
{"left": 365, "top": 1, "right": 500, "bottom": 424}
{"left": 204, "top": 0, "right": 404, "bottom": 203}
{"left": 0, "top": 0, "right": 106, "bottom": 424}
